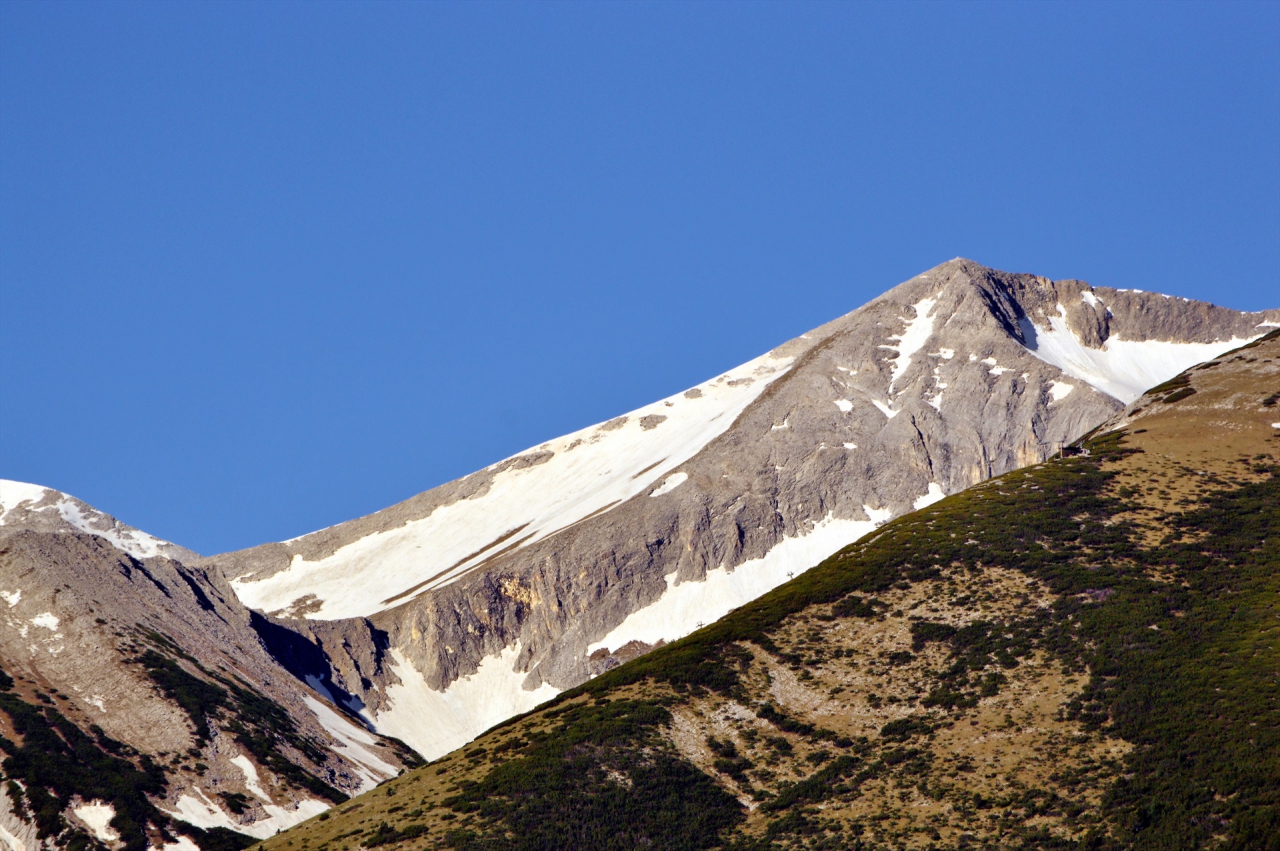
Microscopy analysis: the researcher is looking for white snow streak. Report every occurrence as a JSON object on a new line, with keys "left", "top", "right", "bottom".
{"left": 649, "top": 472, "right": 688, "bottom": 498}
{"left": 982, "top": 357, "right": 1012, "bottom": 376}
{"left": 302, "top": 696, "right": 397, "bottom": 791}
{"left": 588, "top": 508, "right": 893, "bottom": 657}
{"left": 1021, "top": 307, "right": 1256, "bottom": 403}
{"left": 882, "top": 298, "right": 937, "bottom": 393}
{"left": 871, "top": 400, "right": 899, "bottom": 419}
{"left": 233, "top": 353, "right": 795, "bottom": 620}
{"left": 371, "top": 644, "right": 559, "bottom": 761}
{"left": 1080, "top": 290, "right": 1101, "bottom": 308}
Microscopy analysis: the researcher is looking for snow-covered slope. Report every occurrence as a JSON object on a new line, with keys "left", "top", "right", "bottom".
{"left": 1020, "top": 300, "right": 1257, "bottom": 403}
{"left": 0, "top": 479, "right": 197, "bottom": 562}
{"left": 230, "top": 352, "right": 793, "bottom": 620}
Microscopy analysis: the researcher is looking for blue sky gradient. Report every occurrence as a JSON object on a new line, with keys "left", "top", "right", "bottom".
{"left": 2, "top": 1, "right": 1277, "bottom": 553}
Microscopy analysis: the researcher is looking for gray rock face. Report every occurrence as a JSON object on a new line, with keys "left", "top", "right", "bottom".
{"left": 208, "top": 259, "right": 1278, "bottom": 759}
{"left": 0, "top": 483, "right": 415, "bottom": 849}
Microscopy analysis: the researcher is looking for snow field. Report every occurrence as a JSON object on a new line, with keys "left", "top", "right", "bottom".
{"left": 649, "top": 472, "right": 688, "bottom": 498}
{"left": 370, "top": 645, "right": 560, "bottom": 761}
{"left": 232, "top": 352, "right": 796, "bottom": 620}
{"left": 912, "top": 483, "right": 945, "bottom": 511}
{"left": 1021, "top": 305, "right": 1256, "bottom": 404}
{"left": 0, "top": 825, "right": 27, "bottom": 851}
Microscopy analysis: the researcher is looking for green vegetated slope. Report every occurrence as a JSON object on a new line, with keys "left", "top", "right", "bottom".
{"left": 257, "top": 331, "right": 1280, "bottom": 851}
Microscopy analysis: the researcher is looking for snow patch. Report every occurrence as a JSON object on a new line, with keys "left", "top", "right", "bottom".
{"left": 871, "top": 400, "right": 898, "bottom": 419}
{"left": 56, "top": 500, "right": 169, "bottom": 560}
{"left": 158, "top": 837, "right": 200, "bottom": 851}
{"left": 912, "top": 483, "right": 946, "bottom": 511}
{"left": 166, "top": 785, "right": 327, "bottom": 840}
{"left": 370, "top": 643, "right": 559, "bottom": 761}
{"left": 982, "top": 357, "right": 1011, "bottom": 376}
{"left": 302, "top": 696, "right": 397, "bottom": 791}
{"left": 1048, "top": 381, "right": 1074, "bottom": 402}
{"left": 230, "top": 756, "right": 272, "bottom": 802}
{"left": 833, "top": 399, "right": 854, "bottom": 413}
{"left": 588, "top": 508, "right": 893, "bottom": 656}
{"left": 1, "top": 591, "right": 19, "bottom": 607}
{"left": 882, "top": 298, "right": 937, "bottom": 392}
{"left": 930, "top": 348, "right": 955, "bottom": 360}
{"left": 1081, "top": 290, "right": 1101, "bottom": 308}
{"left": 842, "top": 443, "right": 857, "bottom": 450}
{"left": 233, "top": 353, "right": 795, "bottom": 620}
{"left": 31, "top": 613, "right": 58, "bottom": 631}
{"left": 73, "top": 802, "right": 119, "bottom": 843}
{"left": 1021, "top": 307, "right": 1257, "bottom": 403}
{"left": 650, "top": 472, "right": 688, "bottom": 498}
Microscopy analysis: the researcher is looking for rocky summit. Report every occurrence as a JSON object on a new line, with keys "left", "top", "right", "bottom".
{"left": 1, "top": 260, "right": 1276, "bottom": 851}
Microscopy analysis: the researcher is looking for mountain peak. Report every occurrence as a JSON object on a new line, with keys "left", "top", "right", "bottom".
{"left": 207, "top": 262, "right": 1276, "bottom": 759}
{"left": 0, "top": 479, "right": 199, "bottom": 563}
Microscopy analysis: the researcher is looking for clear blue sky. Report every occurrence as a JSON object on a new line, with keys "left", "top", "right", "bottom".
{"left": 2, "top": 1, "right": 1277, "bottom": 555}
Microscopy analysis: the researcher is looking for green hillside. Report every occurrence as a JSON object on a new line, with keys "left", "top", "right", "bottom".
{"left": 255, "top": 331, "right": 1280, "bottom": 851}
